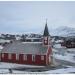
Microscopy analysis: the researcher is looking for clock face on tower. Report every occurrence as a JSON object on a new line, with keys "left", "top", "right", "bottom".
{"left": 44, "top": 37, "right": 48, "bottom": 45}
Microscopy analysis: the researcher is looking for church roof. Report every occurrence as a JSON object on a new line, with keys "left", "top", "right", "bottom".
{"left": 43, "top": 21, "right": 49, "bottom": 36}
{"left": 1, "top": 41, "right": 48, "bottom": 55}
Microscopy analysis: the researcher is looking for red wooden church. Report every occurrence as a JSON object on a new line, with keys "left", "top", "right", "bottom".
{"left": 0, "top": 22, "right": 52, "bottom": 66}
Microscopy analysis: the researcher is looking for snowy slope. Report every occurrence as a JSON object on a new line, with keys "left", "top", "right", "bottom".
{"left": 51, "top": 26, "right": 75, "bottom": 37}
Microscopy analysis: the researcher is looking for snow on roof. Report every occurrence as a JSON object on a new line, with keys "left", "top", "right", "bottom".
{"left": 22, "top": 42, "right": 42, "bottom": 44}
{"left": 53, "top": 44, "right": 66, "bottom": 49}
{"left": 67, "top": 48, "right": 75, "bottom": 52}
{"left": 55, "top": 40, "right": 63, "bottom": 43}
{"left": 26, "top": 37, "right": 41, "bottom": 39}
{"left": 0, "top": 39, "right": 11, "bottom": 43}
{"left": 54, "top": 44, "right": 61, "bottom": 48}
{"left": 1, "top": 41, "right": 47, "bottom": 54}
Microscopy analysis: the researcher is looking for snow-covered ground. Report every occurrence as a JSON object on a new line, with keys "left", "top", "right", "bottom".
{"left": 0, "top": 62, "right": 46, "bottom": 73}
{"left": 53, "top": 54, "right": 75, "bottom": 63}
{"left": 53, "top": 44, "right": 75, "bottom": 63}
{"left": 7, "top": 67, "right": 75, "bottom": 74}
{"left": 0, "top": 62, "right": 75, "bottom": 74}
{"left": 48, "top": 43, "right": 75, "bottom": 74}
{"left": 0, "top": 62, "right": 45, "bottom": 69}
{"left": 43, "top": 67, "right": 75, "bottom": 74}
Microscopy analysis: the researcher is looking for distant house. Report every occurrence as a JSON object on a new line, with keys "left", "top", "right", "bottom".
{"left": 23, "top": 37, "right": 42, "bottom": 42}
{"left": 55, "top": 40, "right": 64, "bottom": 44}
{"left": 0, "top": 21, "right": 52, "bottom": 66}
{"left": 15, "top": 35, "right": 21, "bottom": 40}
{"left": 61, "top": 37, "right": 75, "bottom": 48}
{"left": 0, "top": 39, "right": 11, "bottom": 46}
{"left": 20, "top": 34, "right": 42, "bottom": 42}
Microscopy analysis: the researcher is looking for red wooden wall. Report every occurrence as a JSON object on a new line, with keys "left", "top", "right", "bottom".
{"left": 1, "top": 53, "right": 46, "bottom": 66}
{"left": 46, "top": 47, "right": 52, "bottom": 65}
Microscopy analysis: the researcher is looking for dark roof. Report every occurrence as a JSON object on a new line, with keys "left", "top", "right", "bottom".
{"left": 1, "top": 41, "right": 48, "bottom": 54}
{"left": 43, "top": 22, "right": 49, "bottom": 36}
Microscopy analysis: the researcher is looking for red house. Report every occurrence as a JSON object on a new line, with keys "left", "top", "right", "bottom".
{"left": 61, "top": 38, "right": 75, "bottom": 48}
{"left": 0, "top": 22, "right": 52, "bottom": 66}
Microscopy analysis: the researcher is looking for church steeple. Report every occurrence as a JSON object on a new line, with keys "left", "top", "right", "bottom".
{"left": 43, "top": 19, "right": 50, "bottom": 46}
{"left": 43, "top": 20, "right": 52, "bottom": 65}
{"left": 43, "top": 19, "right": 49, "bottom": 36}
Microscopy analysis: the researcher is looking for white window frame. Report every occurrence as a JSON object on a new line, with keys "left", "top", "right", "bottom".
{"left": 16, "top": 54, "right": 19, "bottom": 60}
{"left": 32, "top": 55, "right": 35, "bottom": 62}
{"left": 45, "top": 37, "right": 47, "bottom": 40}
{"left": 24, "top": 54, "right": 27, "bottom": 61}
{"left": 2, "top": 53, "right": 4, "bottom": 58}
{"left": 8, "top": 54, "right": 11, "bottom": 59}
{"left": 44, "top": 37, "right": 48, "bottom": 44}
{"left": 41, "top": 55, "right": 44, "bottom": 60}
{"left": 45, "top": 40, "right": 47, "bottom": 43}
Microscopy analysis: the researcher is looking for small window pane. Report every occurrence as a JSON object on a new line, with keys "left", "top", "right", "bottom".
{"left": 32, "top": 55, "right": 35, "bottom": 62}
{"left": 9, "top": 54, "right": 11, "bottom": 59}
{"left": 41, "top": 56, "right": 44, "bottom": 60}
{"left": 45, "top": 37, "right": 47, "bottom": 40}
{"left": 2, "top": 54, "right": 4, "bottom": 58}
{"left": 24, "top": 54, "right": 27, "bottom": 61}
{"left": 16, "top": 54, "right": 19, "bottom": 60}
{"left": 45, "top": 40, "right": 47, "bottom": 43}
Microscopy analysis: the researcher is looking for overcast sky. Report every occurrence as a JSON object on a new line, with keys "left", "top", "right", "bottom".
{"left": 0, "top": 1, "right": 75, "bottom": 34}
